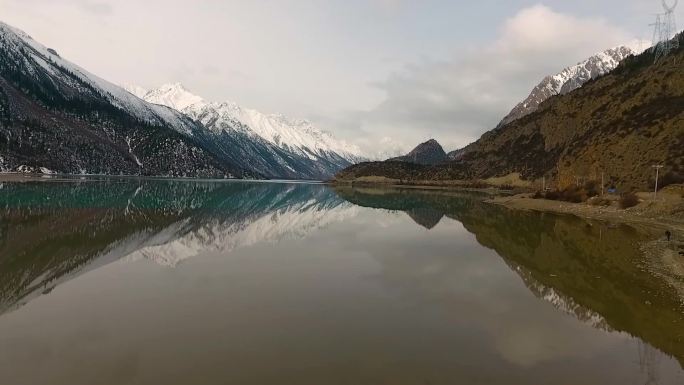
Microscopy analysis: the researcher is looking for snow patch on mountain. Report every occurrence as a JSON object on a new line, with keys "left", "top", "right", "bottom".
{"left": 127, "top": 83, "right": 364, "bottom": 163}
{"left": 0, "top": 22, "right": 196, "bottom": 136}
{"left": 499, "top": 45, "right": 635, "bottom": 127}
{"left": 123, "top": 84, "right": 148, "bottom": 99}
{"left": 140, "top": 83, "right": 205, "bottom": 111}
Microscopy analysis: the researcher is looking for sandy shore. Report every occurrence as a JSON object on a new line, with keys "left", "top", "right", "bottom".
{"left": 328, "top": 181, "right": 507, "bottom": 195}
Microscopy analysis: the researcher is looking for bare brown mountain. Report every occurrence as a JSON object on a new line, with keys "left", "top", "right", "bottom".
{"left": 337, "top": 34, "right": 684, "bottom": 191}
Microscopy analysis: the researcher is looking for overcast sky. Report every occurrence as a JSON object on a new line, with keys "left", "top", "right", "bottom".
{"left": 1, "top": 0, "right": 680, "bottom": 155}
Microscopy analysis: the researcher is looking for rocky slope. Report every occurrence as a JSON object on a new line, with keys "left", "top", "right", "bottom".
{"left": 498, "top": 46, "right": 635, "bottom": 128}
{"left": 338, "top": 35, "right": 684, "bottom": 191}
{"left": 446, "top": 46, "right": 636, "bottom": 161}
{"left": 129, "top": 83, "right": 364, "bottom": 179}
{"left": 389, "top": 139, "right": 447, "bottom": 165}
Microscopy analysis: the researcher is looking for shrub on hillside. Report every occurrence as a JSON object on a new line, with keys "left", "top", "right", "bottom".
{"left": 538, "top": 186, "right": 589, "bottom": 203}
{"left": 462, "top": 180, "right": 490, "bottom": 189}
{"left": 583, "top": 180, "right": 600, "bottom": 198}
{"left": 559, "top": 186, "right": 589, "bottom": 203}
{"left": 619, "top": 192, "right": 640, "bottom": 209}
{"left": 544, "top": 190, "right": 560, "bottom": 201}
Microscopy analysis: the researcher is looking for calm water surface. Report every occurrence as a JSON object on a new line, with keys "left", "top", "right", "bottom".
{"left": 0, "top": 179, "right": 683, "bottom": 385}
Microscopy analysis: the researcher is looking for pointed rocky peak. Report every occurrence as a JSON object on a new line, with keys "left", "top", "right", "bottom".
{"left": 414, "top": 139, "right": 442, "bottom": 149}
{"left": 142, "top": 83, "right": 205, "bottom": 110}
{"left": 389, "top": 139, "right": 447, "bottom": 165}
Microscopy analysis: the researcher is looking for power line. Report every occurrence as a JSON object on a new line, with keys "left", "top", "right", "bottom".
{"left": 651, "top": 0, "right": 680, "bottom": 62}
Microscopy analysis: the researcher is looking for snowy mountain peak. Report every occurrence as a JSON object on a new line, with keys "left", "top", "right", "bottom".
{"left": 499, "top": 45, "right": 635, "bottom": 127}
{"left": 136, "top": 84, "right": 364, "bottom": 162}
{"left": 127, "top": 83, "right": 205, "bottom": 111}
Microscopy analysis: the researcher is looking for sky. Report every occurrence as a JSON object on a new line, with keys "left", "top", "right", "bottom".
{"left": 0, "top": 0, "right": 680, "bottom": 156}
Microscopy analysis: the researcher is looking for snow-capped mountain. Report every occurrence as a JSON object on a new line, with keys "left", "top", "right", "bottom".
{"left": 128, "top": 83, "right": 364, "bottom": 165}
{"left": 0, "top": 19, "right": 362, "bottom": 180}
{"left": 499, "top": 46, "right": 635, "bottom": 127}
{"left": 0, "top": 21, "right": 249, "bottom": 177}
{"left": 126, "top": 83, "right": 361, "bottom": 180}
{"left": 0, "top": 22, "right": 197, "bottom": 135}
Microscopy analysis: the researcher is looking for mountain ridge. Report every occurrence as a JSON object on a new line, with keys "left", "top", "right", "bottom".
{"left": 127, "top": 83, "right": 364, "bottom": 163}
{"left": 497, "top": 45, "right": 636, "bottom": 128}
{"left": 127, "top": 83, "right": 365, "bottom": 179}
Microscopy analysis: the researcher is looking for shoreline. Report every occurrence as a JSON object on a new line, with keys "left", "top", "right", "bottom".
{"left": 328, "top": 178, "right": 523, "bottom": 195}
{"left": 327, "top": 181, "right": 511, "bottom": 195}
{"left": 487, "top": 192, "right": 684, "bottom": 239}
{"left": 0, "top": 173, "right": 323, "bottom": 184}
{"left": 332, "top": 180, "right": 684, "bottom": 238}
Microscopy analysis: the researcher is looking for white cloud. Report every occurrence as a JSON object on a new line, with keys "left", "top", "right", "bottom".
{"left": 348, "top": 4, "right": 636, "bottom": 155}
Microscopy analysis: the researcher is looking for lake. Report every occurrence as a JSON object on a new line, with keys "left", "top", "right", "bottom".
{"left": 0, "top": 179, "right": 682, "bottom": 385}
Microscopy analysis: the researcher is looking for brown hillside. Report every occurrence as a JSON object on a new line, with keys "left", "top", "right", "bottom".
{"left": 338, "top": 35, "right": 684, "bottom": 191}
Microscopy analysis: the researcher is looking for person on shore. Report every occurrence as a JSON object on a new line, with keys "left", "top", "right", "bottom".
{"left": 666, "top": 230, "right": 672, "bottom": 242}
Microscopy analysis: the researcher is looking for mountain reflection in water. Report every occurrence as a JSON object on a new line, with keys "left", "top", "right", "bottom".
{"left": 336, "top": 186, "right": 684, "bottom": 367}
{"left": 0, "top": 180, "right": 358, "bottom": 313}
{"left": 0, "top": 180, "right": 682, "bottom": 385}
